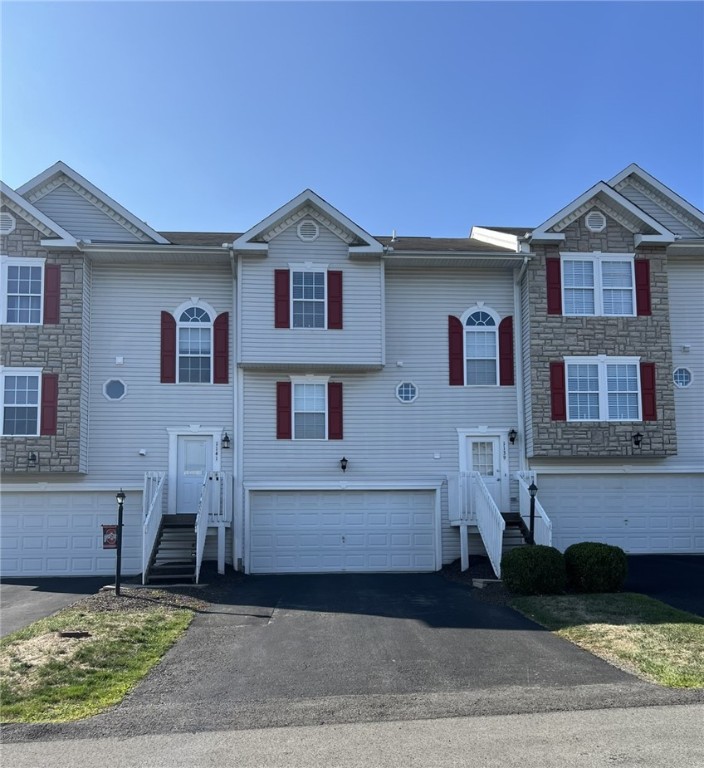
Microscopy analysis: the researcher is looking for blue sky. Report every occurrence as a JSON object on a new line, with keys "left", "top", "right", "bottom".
{"left": 3, "top": 1, "right": 703, "bottom": 236}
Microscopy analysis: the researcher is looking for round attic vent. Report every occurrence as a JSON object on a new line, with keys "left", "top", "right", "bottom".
{"left": 585, "top": 210, "right": 606, "bottom": 232}
{"left": 297, "top": 219, "right": 320, "bottom": 242}
{"left": 0, "top": 212, "right": 16, "bottom": 235}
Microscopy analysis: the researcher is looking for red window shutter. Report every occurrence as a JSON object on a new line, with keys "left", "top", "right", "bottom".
{"left": 276, "top": 381, "right": 292, "bottom": 439}
{"left": 640, "top": 362, "right": 657, "bottom": 421}
{"left": 40, "top": 373, "right": 58, "bottom": 435}
{"left": 498, "top": 316, "right": 515, "bottom": 386}
{"left": 327, "top": 270, "right": 343, "bottom": 329}
{"left": 546, "top": 258, "right": 562, "bottom": 315}
{"left": 328, "top": 382, "right": 343, "bottom": 440}
{"left": 213, "top": 312, "right": 229, "bottom": 384}
{"left": 448, "top": 315, "right": 464, "bottom": 386}
{"left": 635, "top": 259, "right": 652, "bottom": 316}
{"left": 550, "top": 361, "right": 567, "bottom": 421}
{"left": 160, "top": 311, "right": 176, "bottom": 383}
{"left": 43, "top": 264, "right": 61, "bottom": 324}
{"left": 274, "top": 269, "right": 290, "bottom": 328}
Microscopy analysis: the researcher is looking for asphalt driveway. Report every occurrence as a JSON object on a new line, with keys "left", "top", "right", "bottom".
{"left": 0, "top": 577, "right": 112, "bottom": 637}
{"left": 4, "top": 572, "right": 702, "bottom": 743}
{"left": 624, "top": 555, "right": 704, "bottom": 616}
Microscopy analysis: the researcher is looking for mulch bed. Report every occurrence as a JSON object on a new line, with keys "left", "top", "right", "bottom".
{"left": 440, "top": 557, "right": 513, "bottom": 606}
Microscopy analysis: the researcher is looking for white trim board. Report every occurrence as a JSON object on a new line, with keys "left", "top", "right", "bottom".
{"left": 1, "top": 181, "right": 77, "bottom": 244}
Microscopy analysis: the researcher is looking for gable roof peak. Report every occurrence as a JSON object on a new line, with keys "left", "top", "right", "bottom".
{"left": 16, "top": 161, "right": 170, "bottom": 245}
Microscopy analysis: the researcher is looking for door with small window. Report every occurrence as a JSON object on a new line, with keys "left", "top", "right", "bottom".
{"left": 466, "top": 436, "right": 505, "bottom": 511}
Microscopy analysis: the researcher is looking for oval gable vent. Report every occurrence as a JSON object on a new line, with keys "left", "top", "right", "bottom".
{"left": 0, "top": 212, "right": 16, "bottom": 235}
{"left": 297, "top": 219, "right": 319, "bottom": 242}
{"left": 585, "top": 210, "right": 606, "bottom": 232}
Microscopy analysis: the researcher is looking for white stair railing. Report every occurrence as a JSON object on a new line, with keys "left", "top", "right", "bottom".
{"left": 470, "top": 471, "right": 505, "bottom": 578}
{"left": 516, "top": 471, "right": 552, "bottom": 547}
{"left": 206, "top": 471, "right": 234, "bottom": 524}
{"left": 194, "top": 473, "right": 212, "bottom": 584}
{"left": 142, "top": 471, "right": 166, "bottom": 584}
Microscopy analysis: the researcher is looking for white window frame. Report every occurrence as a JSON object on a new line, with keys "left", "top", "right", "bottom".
{"left": 0, "top": 366, "right": 43, "bottom": 436}
{"left": 673, "top": 367, "right": 693, "bottom": 388}
{"left": 396, "top": 381, "right": 418, "bottom": 403}
{"left": 174, "top": 299, "right": 216, "bottom": 385}
{"left": 289, "top": 263, "right": 327, "bottom": 330}
{"left": 561, "top": 253, "right": 636, "bottom": 317}
{"left": 0, "top": 256, "right": 46, "bottom": 326}
{"left": 461, "top": 304, "right": 500, "bottom": 387}
{"left": 564, "top": 355, "right": 642, "bottom": 422}
{"left": 290, "top": 375, "right": 329, "bottom": 440}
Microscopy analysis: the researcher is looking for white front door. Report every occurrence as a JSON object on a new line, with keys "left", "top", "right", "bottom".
{"left": 176, "top": 435, "right": 212, "bottom": 514}
{"left": 467, "top": 436, "right": 504, "bottom": 510}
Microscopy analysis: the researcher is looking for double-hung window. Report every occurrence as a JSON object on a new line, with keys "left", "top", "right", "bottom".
{"left": 1, "top": 257, "right": 45, "bottom": 325}
{"left": 565, "top": 356, "right": 641, "bottom": 421}
{"left": 1, "top": 368, "right": 42, "bottom": 436}
{"left": 293, "top": 381, "right": 327, "bottom": 439}
{"left": 465, "top": 310, "right": 498, "bottom": 385}
{"left": 292, "top": 270, "right": 326, "bottom": 329}
{"left": 562, "top": 254, "right": 635, "bottom": 317}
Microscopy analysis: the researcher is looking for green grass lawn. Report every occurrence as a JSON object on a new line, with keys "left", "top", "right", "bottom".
{"left": 512, "top": 592, "right": 704, "bottom": 688}
{"left": 0, "top": 593, "right": 195, "bottom": 723}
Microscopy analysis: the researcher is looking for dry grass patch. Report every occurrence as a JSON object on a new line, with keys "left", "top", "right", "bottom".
{"left": 513, "top": 592, "right": 704, "bottom": 688}
{"left": 1, "top": 588, "right": 201, "bottom": 723}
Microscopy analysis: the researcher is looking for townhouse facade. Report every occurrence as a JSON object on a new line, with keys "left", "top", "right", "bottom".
{"left": 1, "top": 162, "right": 702, "bottom": 578}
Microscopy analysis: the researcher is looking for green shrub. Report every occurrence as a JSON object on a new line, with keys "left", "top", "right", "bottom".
{"left": 501, "top": 546, "right": 566, "bottom": 595}
{"left": 564, "top": 542, "right": 628, "bottom": 593}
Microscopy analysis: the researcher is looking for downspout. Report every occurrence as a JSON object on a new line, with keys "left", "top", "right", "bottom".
{"left": 513, "top": 256, "right": 530, "bottom": 472}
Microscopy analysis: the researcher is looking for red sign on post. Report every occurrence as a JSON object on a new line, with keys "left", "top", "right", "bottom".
{"left": 102, "top": 525, "right": 118, "bottom": 550}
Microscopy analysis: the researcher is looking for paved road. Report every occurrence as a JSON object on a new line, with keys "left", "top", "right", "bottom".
{"left": 4, "top": 573, "right": 702, "bottom": 744}
{"left": 4, "top": 704, "right": 704, "bottom": 768}
{"left": 0, "top": 577, "right": 111, "bottom": 637}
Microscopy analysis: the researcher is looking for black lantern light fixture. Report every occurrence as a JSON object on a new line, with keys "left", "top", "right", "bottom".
{"left": 508, "top": 429, "right": 517, "bottom": 445}
{"left": 632, "top": 432, "right": 643, "bottom": 448}
{"left": 528, "top": 482, "right": 538, "bottom": 545}
{"left": 27, "top": 452, "right": 37, "bottom": 468}
{"left": 222, "top": 432, "right": 231, "bottom": 450}
{"left": 340, "top": 457, "right": 348, "bottom": 472}
{"left": 114, "top": 489, "right": 126, "bottom": 596}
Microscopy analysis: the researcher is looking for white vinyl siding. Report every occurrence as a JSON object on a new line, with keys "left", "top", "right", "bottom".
{"left": 666, "top": 258, "right": 704, "bottom": 470}
{"left": 87, "top": 263, "right": 234, "bottom": 483}
{"left": 240, "top": 224, "right": 383, "bottom": 367}
{"left": 242, "top": 266, "right": 521, "bottom": 564}
{"left": 30, "top": 183, "right": 144, "bottom": 242}
{"left": 617, "top": 183, "right": 701, "bottom": 239}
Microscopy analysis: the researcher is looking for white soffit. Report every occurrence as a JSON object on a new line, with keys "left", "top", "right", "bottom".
{"left": 16, "top": 161, "right": 170, "bottom": 245}
{"left": 0, "top": 181, "right": 77, "bottom": 244}
{"left": 469, "top": 227, "right": 521, "bottom": 251}
{"left": 531, "top": 181, "right": 675, "bottom": 242}
{"left": 233, "top": 189, "right": 384, "bottom": 254}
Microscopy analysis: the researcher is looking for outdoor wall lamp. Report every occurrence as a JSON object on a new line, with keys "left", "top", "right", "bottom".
{"left": 508, "top": 429, "right": 517, "bottom": 445}
{"left": 222, "top": 432, "right": 231, "bottom": 450}
{"left": 340, "top": 457, "right": 348, "bottom": 472}
{"left": 632, "top": 432, "right": 644, "bottom": 448}
{"left": 27, "top": 452, "right": 37, "bottom": 467}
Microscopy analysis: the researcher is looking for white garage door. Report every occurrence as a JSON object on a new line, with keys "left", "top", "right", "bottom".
{"left": 538, "top": 474, "right": 704, "bottom": 554}
{"left": 0, "top": 491, "right": 142, "bottom": 577}
{"left": 249, "top": 489, "right": 437, "bottom": 573}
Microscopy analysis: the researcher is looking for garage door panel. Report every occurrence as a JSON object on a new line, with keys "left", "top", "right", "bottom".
{"left": 250, "top": 489, "right": 437, "bottom": 574}
{"left": 540, "top": 474, "right": 703, "bottom": 553}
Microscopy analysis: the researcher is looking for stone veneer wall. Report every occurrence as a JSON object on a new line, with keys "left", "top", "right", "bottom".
{"left": 526, "top": 212, "right": 677, "bottom": 458}
{"left": 1, "top": 209, "right": 86, "bottom": 473}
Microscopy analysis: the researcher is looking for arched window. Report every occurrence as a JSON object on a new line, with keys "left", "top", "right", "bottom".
{"left": 178, "top": 306, "right": 212, "bottom": 383}
{"left": 464, "top": 309, "right": 498, "bottom": 385}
